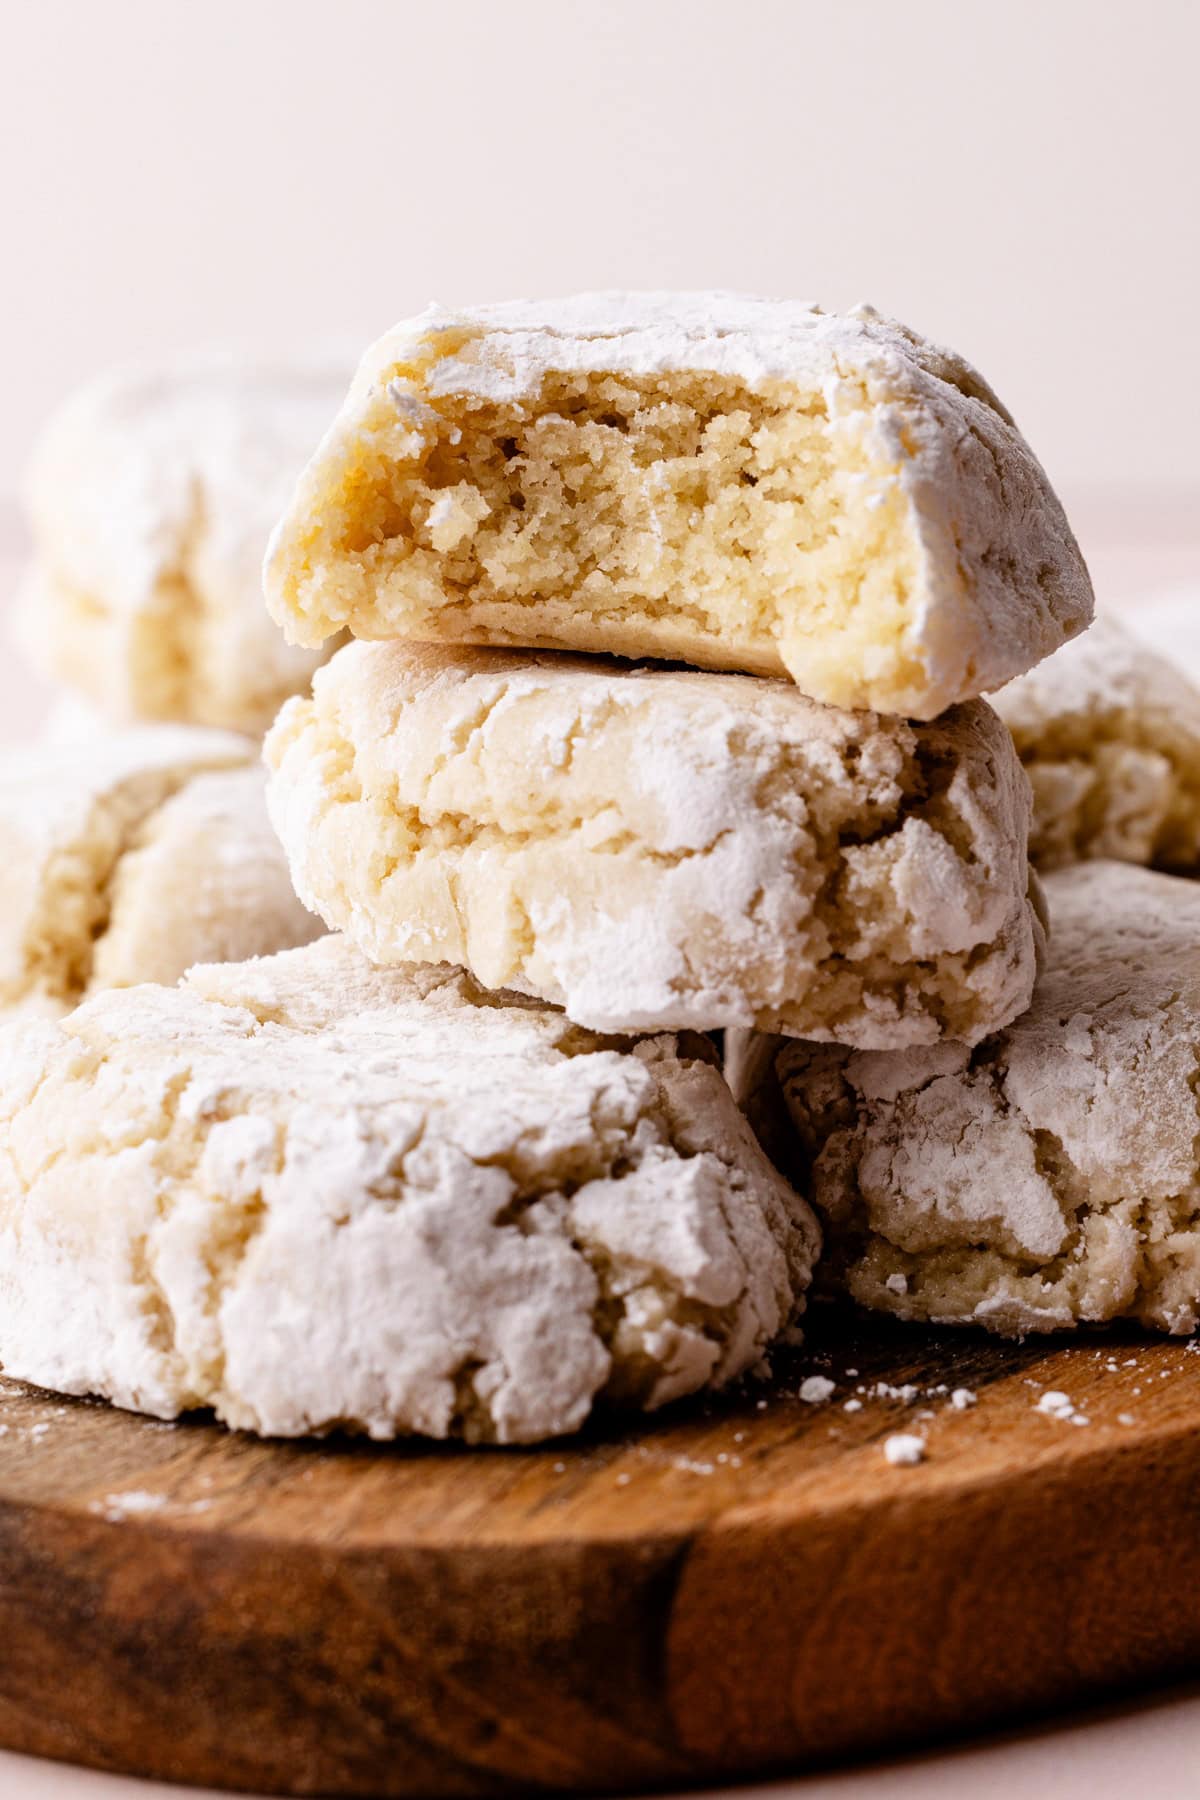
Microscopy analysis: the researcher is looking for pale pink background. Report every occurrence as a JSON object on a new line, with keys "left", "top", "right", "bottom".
{"left": 1, "top": 1, "right": 1198, "bottom": 1793}
{"left": 0, "top": 0, "right": 1198, "bottom": 503}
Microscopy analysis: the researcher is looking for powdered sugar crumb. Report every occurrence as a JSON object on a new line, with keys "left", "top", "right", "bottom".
{"left": 799, "top": 1375, "right": 835, "bottom": 1404}
{"left": 1036, "top": 1390, "right": 1089, "bottom": 1426}
{"left": 91, "top": 1490, "right": 168, "bottom": 1523}
{"left": 883, "top": 1433, "right": 926, "bottom": 1466}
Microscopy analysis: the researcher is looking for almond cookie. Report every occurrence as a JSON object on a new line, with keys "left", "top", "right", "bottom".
{"left": 0, "top": 935, "right": 819, "bottom": 1442}
{"left": 264, "top": 292, "right": 1091, "bottom": 719}
{"left": 19, "top": 354, "right": 348, "bottom": 733}
{"left": 994, "top": 616, "right": 1200, "bottom": 870}
{"left": 1121, "top": 591, "right": 1200, "bottom": 684}
{"left": 266, "top": 640, "right": 1043, "bottom": 1047}
{"left": 0, "top": 727, "right": 321, "bottom": 1015}
{"left": 776, "top": 862, "right": 1200, "bottom": 1335}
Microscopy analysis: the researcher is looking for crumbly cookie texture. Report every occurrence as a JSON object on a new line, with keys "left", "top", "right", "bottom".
{"left": 994, "top": 616, "right": 1200, "bottom": 871}
{"left": 0, "top": 727, "right": 321, "bottom": 1015}
{"left": 776, "top": 862, "right": 1200, "bottom": 1336}
{"left": 0, "top": 936, "right": 819, "bottom": 1442}
{"left": 265, "top": 640, "right": 1043, "bottom": 1047}
{"left": 19, "top": 354, "right": 348, "bottom": 733}
{"left": 263, "top": 292, "right": 1091, "bottom": 720}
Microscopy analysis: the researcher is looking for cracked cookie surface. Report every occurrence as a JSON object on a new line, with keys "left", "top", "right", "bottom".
{"left": 994, "top": 616, "right": 1200, "bottom": 870}
{"left": 775, "top": 861, "right": 1200, "bottom": 1335}
{"left": 263, "top": 292, "right": 1091, "bottom": 719}
{"left": 266, "top": 640, "right": 1043, "bottom": 1046}
{"left": 0, "top": 726, "right": 321, "bottom": 1014}
{"left": 0, "top": 935, "right": 818, "bottom": 1441}
{"left": 19, "top": 354, "right": 348, "bottom": 732}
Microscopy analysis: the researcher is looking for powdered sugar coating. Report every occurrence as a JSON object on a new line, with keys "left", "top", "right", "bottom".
{"left": 20, "top": 354, "right": 349, "bottom": 732}
{"left": 1121, "top": 590, "right": 1200, "bottom": 683}
{"left": 0, "top": 726, "right": 319, "bottom": 1014}
{"left": 777, "top": 862, "right": 1200, "bottom": 1336}
{"left": 994, "top": 616, "right": 1200, "bottom": 869}
{"left": 265, "top": 640, "right": 1043, "bottom": 1047}
{"left": 0, "top": 936, "right": 818, "bottom": 1442}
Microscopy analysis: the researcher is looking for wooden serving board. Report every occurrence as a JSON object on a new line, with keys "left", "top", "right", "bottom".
{"left": 1, "top": 1319, "right": 1200, "bottom": 1797}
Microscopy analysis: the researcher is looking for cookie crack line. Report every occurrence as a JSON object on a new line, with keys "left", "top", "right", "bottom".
{"left": 266, "top": 643, "right": 1039, "bottom": 1046}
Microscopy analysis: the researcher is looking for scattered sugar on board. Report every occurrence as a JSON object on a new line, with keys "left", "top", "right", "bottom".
{"left": 871, "top": 1382, "right": 920, "bottom": 1403}
{"left": 674, "top": 1456, "right": 716, "bottom": 1476}
{"left": 1035, "top": 1391, "right": 1089, "bottom": 1426}
{"left": 91, "top": 1491, "right": 168, "bottom": 1523}
{"left": 883, "top": 1434, "right": 926, "bottom": 1467}
{"left": 799, "top": 1376, "right": 835, "bottom": 1404}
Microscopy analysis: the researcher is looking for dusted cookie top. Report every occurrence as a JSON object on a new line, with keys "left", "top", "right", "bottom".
{"left": 995, "top": 616, "right": 1200, "bottom": 871}
{"left": 20, "top": 354, "right": 349, "bottom": 733}
{"left": 0, "top": 935, "right": 818, "bottom": 1442}
{"left": 776, "top": 861, "right": 1200, "bottom": 1336}
{"left": 266, "top": 640, "right": 1043, "bottom": 1048}
{"left": 0, "top": 725, "right": 320, "bottom": 1014}
{"left": 265, "top": 292, "right": 1091, "bottom": 718}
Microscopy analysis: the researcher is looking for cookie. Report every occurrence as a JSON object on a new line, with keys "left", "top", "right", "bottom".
{"left": 0, "top": 727, "right": 321, "bottom": 1014}
{"left": 775, "top": 862, "right": 1200, "bottom": 1335}
{"left": 19, "top": 354, "right": 348, "bottom": 733}
{"left": 1121, "top": 591, "right": 1200, "bottom": 684}
{"left": 994, "top": 616, "right": 1200, "bottom": 870}
{"left": 38, "top": 694, "right": 112, "bottom": 745}
{"left": 0, "top": 935, "right": 819, "bottom": 1441}
{"left": 263, "top": 292, "right": 1091, "bottom": 719}
{"left": 265, "top": 640, "right": 1043, "bottom": 1047}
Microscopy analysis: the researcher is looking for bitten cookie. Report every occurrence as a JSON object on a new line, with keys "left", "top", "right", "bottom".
{"left": 19, "top": 354, "right": 348, "bottom": 733}
{"left": 994, "top": 616, "right": 1200, "bottom": 870}
{"left": 265, "top": 640, "right": 1043, "bottom": 1047}
{"left": 264, "top": 292, "right": 1091, "bottom": 719}
{"left": 776, "top": 862, "right": 1200, "bottom": 1336}
{"left": 0, "top": 727, "right": 321, "bottom": 1015}
{"left": 0, "top": 936, "right": 819, "bottom": 1442}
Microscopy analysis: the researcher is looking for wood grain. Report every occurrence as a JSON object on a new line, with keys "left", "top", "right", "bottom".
{"left": 0, "top": 1317, "right": 1198, "bottom": 1795}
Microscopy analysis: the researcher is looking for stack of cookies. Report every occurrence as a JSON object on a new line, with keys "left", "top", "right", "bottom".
{"left": 5, "top": 292, "right": 1199, "bottom": 1447}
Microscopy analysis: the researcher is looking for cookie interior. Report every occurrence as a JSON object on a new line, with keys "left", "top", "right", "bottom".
{"left": 286, "top": 368, "right": 929, "bottom": 712}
